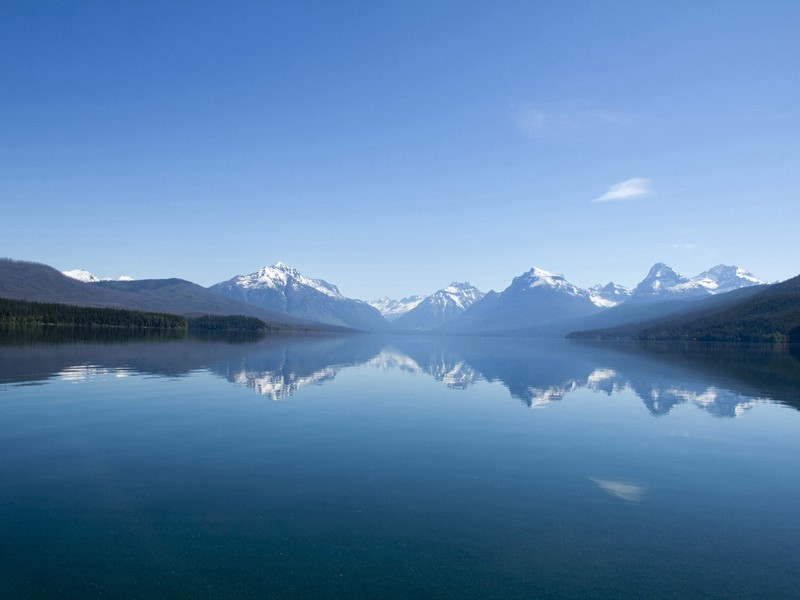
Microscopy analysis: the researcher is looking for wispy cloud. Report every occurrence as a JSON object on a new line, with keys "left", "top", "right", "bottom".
{"left": 671, "top": 243, "right": 696, "bottom": 250}
{"left": 589, "top": 477, "right": 646, "bottom": 502}
{"left": 513, "top": 104, "right": 635, "bottom": 140}
{"left": 592, "top": 177, "right": 652, "bottom": 203}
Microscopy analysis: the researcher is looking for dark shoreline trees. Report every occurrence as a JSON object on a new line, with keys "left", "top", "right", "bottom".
{"left": 0, "top": 297, "right": 273, "bottom": 332}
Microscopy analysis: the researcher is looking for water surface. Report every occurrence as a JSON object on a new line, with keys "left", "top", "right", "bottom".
{"left": 1, "top": 332, "right": 799, "bottom": 598}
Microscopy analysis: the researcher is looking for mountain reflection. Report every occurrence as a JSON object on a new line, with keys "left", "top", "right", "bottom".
{"left": 1, "top": 330, "right": 798, "bottom": 417}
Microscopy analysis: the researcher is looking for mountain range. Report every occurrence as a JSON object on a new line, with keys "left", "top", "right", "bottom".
{"left": 0, "top": 259, "right": 333, "bottom": 331}
{"left": 629, "top": 273, "right": 800, "bottom": 343}
{"left": 627, "top": 263, "right": 766, "bottom": 302}
{"left": 63, "top": 268, "right": 135, "bottom": 283}
{"left": 1, "top": 257, "right": 779, "bottom": 337}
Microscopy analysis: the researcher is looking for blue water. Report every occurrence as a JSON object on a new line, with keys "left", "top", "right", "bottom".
{"left": 1, "top": 333, "right": 799, "bottom": 598}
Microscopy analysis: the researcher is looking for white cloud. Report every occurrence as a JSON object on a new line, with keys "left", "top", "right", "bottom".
{"left": 513, "top": 104, "right": 635, "bottom": 139}
{"left": 670, "top": 243, "right": 696, "bottom": 250}
{"left": 592, "top": 177, "right": 652, "bottom": 203}
{"left": 589, "top": 477, "right": 646, "bottom": 502}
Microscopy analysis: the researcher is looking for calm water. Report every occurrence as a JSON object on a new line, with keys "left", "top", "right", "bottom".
{"left": 1, "top": 332, "right": 799, "bottom": 599}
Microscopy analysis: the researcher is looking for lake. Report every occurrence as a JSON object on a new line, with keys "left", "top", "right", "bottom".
{"left": 1, "top": 331, "right": 799, "bottom": 598}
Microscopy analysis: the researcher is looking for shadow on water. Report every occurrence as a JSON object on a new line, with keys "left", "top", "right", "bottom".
{"left": 1, "top": 327, "right": 799, "bottom": 416}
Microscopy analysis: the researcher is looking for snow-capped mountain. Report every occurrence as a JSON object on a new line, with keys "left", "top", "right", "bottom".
{"left": 63, "top": 269, "right": 134, "bottom": 283}
{"left": 368, "top": 295, "right": 425, "bottom": 321}
{"left": 393, "top": 282, "right": 485, "bottom": 330}
{"left": 630, "top": 263, "right": 700, "bottom": 299}
{"left": 691, "top": 264, "right": 768, "bottom": 294}
{"left": 588, "top": 282, "right": 632, "bottom": 308}
{"left": 210, "top": 262, "right": 389, "bottom": 331}
{"left": 224, "top": 261, "right": 343, "bottom": 298}
{"left": 630, "top": 263, "right": 767, "bottom": 301}
{"left": 442, "top": 267, "right": 603, "bottom": 333}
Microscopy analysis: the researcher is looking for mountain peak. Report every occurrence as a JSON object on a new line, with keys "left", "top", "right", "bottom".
{"left": 524, "top": 266, "right": 557, "bottom": 279}
{"left": 632, "top": 262, "right": 767, "bottom": 299}
{"left": 63, "top": 269, "right": 135, "bottom": 283}
{"left": 392, "top": 281, "right": 485, "bottom": 329}
{"left": 588, "top": 282, "right": 632, "bottom": 307}
{"left": 692, "top": 264, "right": 768, "bottom": 293}
{"left": 433, "top": 282, "right": 484, "bottom": 306}
{"left": 444, "top": 281, "right": 477, "bottom": 292}
{"left": 63, "top": 268, "right": 100, "bottom": 283}
{"left": 645, "top": 262, "right": 681, "bottom": 277}
{"left": 634, "top": 263, "right": 690, "bottom": 294}
{"left": 237, "top": 263, "right": 341, "bottom": 298}
{"left": 368, "top": 295, "right": 425, "bottom": 321}
{"left": 513, "top": 266, "right": 576, "bottom": 292}
{"left": 267, "top": 261, "right": 301, "bottom": 276}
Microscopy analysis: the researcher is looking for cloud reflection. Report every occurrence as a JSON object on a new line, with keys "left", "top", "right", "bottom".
{"left": 589, "top": 478, "right": 646, "bottom": 502}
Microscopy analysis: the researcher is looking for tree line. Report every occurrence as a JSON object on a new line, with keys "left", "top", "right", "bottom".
{"left": 0, "top": 297, "right": 273, "bottom": 332}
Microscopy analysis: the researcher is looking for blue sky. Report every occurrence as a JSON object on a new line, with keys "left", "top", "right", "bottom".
{"left": 2, "top": 1, "right": 798, "bottom": 299}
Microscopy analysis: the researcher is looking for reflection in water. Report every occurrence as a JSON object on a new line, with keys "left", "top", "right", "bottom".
{"left": 232, "top": 367, "right": 339, "bottom": 400}
{"left": 1, "top": 330, "right": 798, "bottom": 418}
{"left": 3, "top": 330, "right": 799, "bottom": 600}
{"left": 589, "top": 478, "right": 646, "bottom": 502}
{"left": 368, "top": 349, "right": 480, "bottom": 389}
{"left": 57, "top": 365, "right": 133, "bottom": 382}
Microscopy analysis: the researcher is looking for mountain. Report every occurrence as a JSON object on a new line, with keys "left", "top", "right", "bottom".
{"left": 588, "top": 282, "right": 631, "bottom": 307}
{"left": 634, "top": 273, "right": 800, "bottom": 343}
{"left": 63, "top": 268, "right": 134, "bottom": 282}
{"left": 210, "top": 262, "right": 389, "bottom": 331}
{"left": 566, "top": 285, "right": 767, "bottom": 340}
{"left": 393, "top": 282, "right": 484, "bottom": 330}
{"left": 629, "top": 263, "right": 708, "bottom": 300}
{"left": 691, "top": 264, "right": 768, "bottom": 294}
{"left": 563, "top": 263, "right": 771, "bottom": 338}
{"left": 0, "top": 259, "right": 332, "bottom": 330}
{"left": 368, "top": 295, "right": 425, "bottom": 321}
{"left": 630, "top": 263, "right": 767, "bottom": 302}
{"left": 441, "top": 267, "right": 603, "bottom": 334}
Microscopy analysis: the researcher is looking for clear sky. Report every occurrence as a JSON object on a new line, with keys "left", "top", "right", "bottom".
{"left": 2, "top": 1, "right": 798, "bottom": 299}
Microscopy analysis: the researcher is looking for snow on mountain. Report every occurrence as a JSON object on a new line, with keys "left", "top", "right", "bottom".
{"left": 518, "top": 267, "right": 581, "bottom": 293}
{"left": 441, "top": 266, "right": 603, "bottom": 333}
{"left": 62, "top": 269, "right": 135, "bottom": 283}
{"left": 513, "top": 267, "right": 600, "bottom": 304}
{"left": 228, "top": 261, "right": 343, "bottom": 298}
{"left": 631, "top": 263, "right": 767, "bottom": 301}
{"left": 210, "top": 262, "right": 389, "bottom": 331}
{"left": 631, "top": 263, "right": 701, "bottom": 298}
{"left": 393, "top": 282, "right": 485, "bottom": 330}
{"left": 691, "top": 264, "right": 768, "bottom": 294}
{"left": 63, "top": 268, "right": 102, "bottom": 283}
{"left": 588, "top": 282, "right": 632, "bottom": 308}
{"left": 428, "top": 282, "right": 484, "bottom": 311}
{"left": 368, "top": 295, "right": 425, "bottom": 321}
